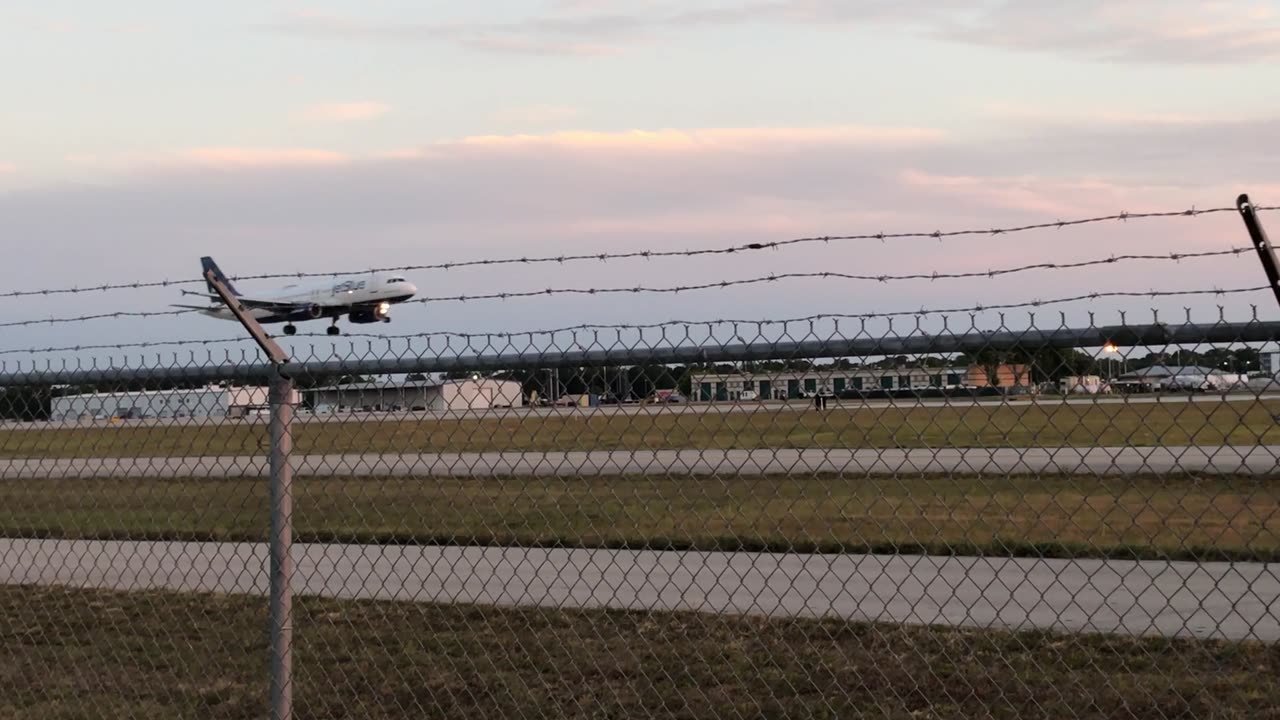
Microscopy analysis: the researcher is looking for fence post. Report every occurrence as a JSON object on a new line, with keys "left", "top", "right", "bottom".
{"left": 198, "top": 267, "right": 295, "bottom": 720}
{"left": 268, "top": 371, "right": 295, "bottom": 720}
{"left": 1238, "top": 193, "right": 1280, "bottom": 309}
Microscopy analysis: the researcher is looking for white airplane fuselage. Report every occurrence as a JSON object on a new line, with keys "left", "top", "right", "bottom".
{"left": 179, "top": 257, "right": 418, "bottom": 334}
{"left": 200, "top": 272, "right": 418, "bottom": 324}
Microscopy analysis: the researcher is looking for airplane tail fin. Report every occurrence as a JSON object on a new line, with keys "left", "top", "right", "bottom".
{"left": 201, "top": 256, "right": 239, "bottom": 296}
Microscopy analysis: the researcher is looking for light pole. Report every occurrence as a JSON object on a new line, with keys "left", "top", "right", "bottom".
{"left": 1102, "top": 343, "right": 1120, "bottom": 391}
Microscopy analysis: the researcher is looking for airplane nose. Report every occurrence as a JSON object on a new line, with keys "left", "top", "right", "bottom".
{"left": 404, "top": 281, "right": 418, "bottom": 297}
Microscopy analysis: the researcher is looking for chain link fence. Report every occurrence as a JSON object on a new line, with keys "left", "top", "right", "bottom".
{"left": 2, "top": 197, "right": 1280, "bottom": 718}
{"left": 3, "top": 310, "right": 1280, "bottom": 719}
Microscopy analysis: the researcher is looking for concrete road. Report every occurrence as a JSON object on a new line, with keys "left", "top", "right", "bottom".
{"left": 3, "top": 538, "right": 1276, "bottom": 642}
{"left": 4, "top": 445, "right": 1278, "bottom": 479}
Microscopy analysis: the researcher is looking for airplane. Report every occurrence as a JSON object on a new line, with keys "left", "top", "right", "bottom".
{"left": 173, "top": 256, "right": 418, "bottom": 336}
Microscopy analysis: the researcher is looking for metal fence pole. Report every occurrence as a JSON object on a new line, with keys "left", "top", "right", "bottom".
{"left": 1238, "top": 193, "right": 1280, "bottom": 309}
{"left": 197, "top": 267, "right": 296, "bottom": 720}
{"left": 268, "top": 372, "right": 295, "bottom": 720}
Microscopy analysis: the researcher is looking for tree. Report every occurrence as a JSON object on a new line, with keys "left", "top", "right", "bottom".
{"left": 970, "top": 348, "right": 1006, "bottom": 387}
{"left": 1234, "top": 348, "right": 1260, "bottom": 372}
{"left": 0, "top": 387, "right": 52, "bottom": 421}
{"left": 1023, "top": 347, "right": 1097, "bottom": 384}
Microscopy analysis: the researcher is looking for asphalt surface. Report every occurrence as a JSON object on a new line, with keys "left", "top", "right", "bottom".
{"left": 4, "top": 445, "right": 1278, "bottom": 479}
{"left": 3, "top": 538, "right": 1275, "bottom": 642}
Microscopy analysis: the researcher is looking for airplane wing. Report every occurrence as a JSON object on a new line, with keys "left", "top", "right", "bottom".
{"left": 180, "top": 291, "right": 331, "bottom": 311}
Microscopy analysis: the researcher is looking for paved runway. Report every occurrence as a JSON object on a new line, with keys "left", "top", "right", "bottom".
{"left": 3, "top": 538, "right": 1275, "bottom": 642}
{"left": 3, "top": 445, "right": 1278, "bottom": 479}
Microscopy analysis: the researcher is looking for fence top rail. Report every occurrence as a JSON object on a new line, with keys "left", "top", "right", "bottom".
{"left": 1, "top": 321, "right": 1276, "bottom": 388}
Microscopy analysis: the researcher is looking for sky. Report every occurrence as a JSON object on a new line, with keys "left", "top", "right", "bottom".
{"left": 1, "top": 0, "right": 1279, "bottom": 368}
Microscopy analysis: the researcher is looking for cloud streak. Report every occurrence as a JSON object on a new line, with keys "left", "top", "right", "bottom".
{"left": 264, "top": 1, "right": 1280, "bottom": 63}
{"left": 263, "top": 1, "right": 957, "bottom": 57}
{"left": 443, "top": 125, "right": 948, "bottom": 151}
{"left": 937, "top": 1, "right": 1280, "bottom": 64}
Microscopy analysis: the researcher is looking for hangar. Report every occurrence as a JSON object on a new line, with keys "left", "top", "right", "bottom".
{"left": 306, "top": 377, "right": 524, "bottom": 412}
{"left": 49, "top": 384, "right": 291, "bottom": 420}
{"left": 687, "top": 364, "right": 1029, "bottom": 401}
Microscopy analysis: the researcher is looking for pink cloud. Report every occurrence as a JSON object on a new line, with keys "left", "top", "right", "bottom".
{"left": 266, "top": 1, "right": 1280, "bottom": 63}
{"left": 899, "top": 169, "right": 1085, "bottom": 217}
{"left": 896, "top": 169, "right": 1203, "bottom": 219}
{"left": 551, "top": 206, "right": 906, "bottom": 240}
{"left": 448, "top": 125, "right": 948, "bottom": 152}
{"left": 264, "top": 2, "right": 952, "bottom": 58}
{"left": 0, "top": 162, "right": 16, "bottom": 174}
{"left": 942, "top": 0, "right": 1280, "bottom": 63}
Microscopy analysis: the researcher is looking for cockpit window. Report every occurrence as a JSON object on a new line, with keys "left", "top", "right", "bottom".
{"left": 387, "top": 277, "right": 406, "bottom": 284}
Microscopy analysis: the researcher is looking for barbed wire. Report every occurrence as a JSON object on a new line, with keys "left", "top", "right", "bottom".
{"left": 1, "top": 284, "right": 1269, "bottom": 359}
{"left": 1, "top": 204, "right": 1273, "bottom": 301}
{"left": 0, "top": 308, "right": 197, "bottom": 330}
{"left": 0, "top": 244, "right": 1256, "bottom": 329}
{"left": 405, "top": 248, "right": 1254, "bottom": 304}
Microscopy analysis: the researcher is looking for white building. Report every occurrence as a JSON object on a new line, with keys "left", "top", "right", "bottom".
{"left": 1262, "top": 346, "right": 1280, "bottom": 377}
{"left": 1059, "top": 375, "right": 1105, "bottom": 394}
{"left": 50, "top": 384, "right": 287, "bottom": 420}
{"left": 307, "top": 377, "right": 524, "bottom": 412}
{"left": 1115, "top": 365, "right": 1244, "bottom": 391}
{"left": 687, "top": 364, "right": 1016, "bottom": 402}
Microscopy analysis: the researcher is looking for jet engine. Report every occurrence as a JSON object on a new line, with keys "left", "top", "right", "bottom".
{"left": 349, "top": 302, "right": 392, "bottom": 324}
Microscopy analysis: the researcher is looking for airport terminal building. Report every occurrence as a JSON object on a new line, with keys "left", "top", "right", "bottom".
{"left": 306, "top": 377, "right": 524, "bottom": 412}
{"left": 688, "top": 364, "right": 1029, "bottom": 401}
{"left": 49, "top": 384, "right": 289, "bottom": 420}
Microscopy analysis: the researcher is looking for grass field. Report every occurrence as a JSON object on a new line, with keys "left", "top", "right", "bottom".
{"left": 4, "top": 474, "right": 1276, "bottom": 561}
{"left": 3, "top": 585, "right": 1276, "bottom": 719}
{"left": 3, "top": 399, "right": 1280, "bottom": 458}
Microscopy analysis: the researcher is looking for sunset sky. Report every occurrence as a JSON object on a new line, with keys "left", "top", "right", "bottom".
{"left": 2, "top": 0, "right": 1278, "bottom": 358}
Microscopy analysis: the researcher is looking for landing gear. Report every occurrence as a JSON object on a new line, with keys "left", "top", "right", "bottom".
{"left": 283, "top": 324, "right": 297, "bottom": 336}
{"left": 327, "top": 319, "right": 341, "bottom": 336}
